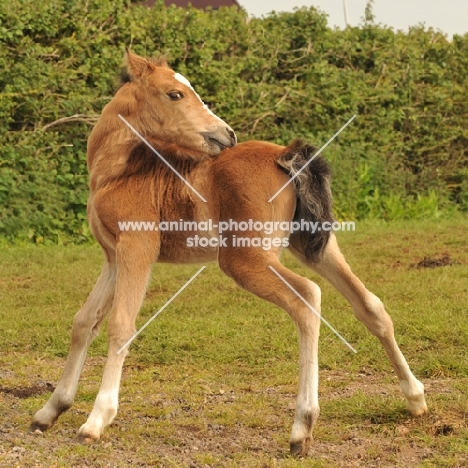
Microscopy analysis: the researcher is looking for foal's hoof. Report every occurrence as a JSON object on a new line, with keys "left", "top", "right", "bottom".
{"left": 289, "top": 437, "right": 311, "bottom": 457}
{"left": 406, "top": 393, "right": 428, "bottom": 417}
{"left": 29, "top": 421, "right": 50, "bottom": 433}
{"left": 408, "top": 401, "right": 428, "bottom": 417}
{"left": 76, "top": 432, "right": 100, "bottom": 444}
{"left": 401, "top": 380, "right": 427, "bottom": 417}
{"left": 76, "top": 425, "right": 101, "bottom": 444}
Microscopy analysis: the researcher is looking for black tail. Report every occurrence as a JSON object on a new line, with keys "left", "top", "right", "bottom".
{"left": 277, "top": 140, "right": 334, "bottom": 263}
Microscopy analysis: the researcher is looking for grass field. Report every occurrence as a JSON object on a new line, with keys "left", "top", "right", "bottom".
{"left": 0, "top": 219, "right": 467, "bottom": 467}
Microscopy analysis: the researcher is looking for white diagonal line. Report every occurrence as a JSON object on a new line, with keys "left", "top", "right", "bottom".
{"left": 268, "top": 266, "right": 357, "bottom": 353}
{"left": 118, "top": 114, "right": 207, "bottom": 202}
{"left": 268, "top": 114, "right": 356, "bottom": 202}
{"left": 117, "top": 266, "right": 206, "bottom": 354}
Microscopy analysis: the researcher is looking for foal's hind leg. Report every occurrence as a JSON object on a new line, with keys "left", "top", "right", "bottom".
{"left": 219, "top": 250, "right": 321, "bottom": 457}
{"left": 30, "top": 256, "right": 116, "bottom": 432}
{"left": 292, "top": 234, "right": 427, "bottom": 416}
{"left": 76, "top": 237, "right": 157, "bottom": 442}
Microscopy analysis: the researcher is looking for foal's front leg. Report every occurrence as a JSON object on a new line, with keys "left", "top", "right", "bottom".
{"left": 30, "top": 259, "right": 116, "bottom": 433}
{"left": 77, "top": 238, "right": 157, "bottom": 442}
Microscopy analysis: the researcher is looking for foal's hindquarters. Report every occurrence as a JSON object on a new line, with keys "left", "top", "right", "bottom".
{"left": 212, "top": 142, "right": 427, "bottom": 454}
{"left": 30, "top": 140, "right": 427, "bottom": 456}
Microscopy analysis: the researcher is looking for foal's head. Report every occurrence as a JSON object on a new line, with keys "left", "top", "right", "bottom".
{"left": 116, "top": 50, "right": 236, "bottom": 158}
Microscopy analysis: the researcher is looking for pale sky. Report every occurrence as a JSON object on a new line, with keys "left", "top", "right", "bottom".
{"left": 240, "top": 0, "right": 468, "bottom": 38}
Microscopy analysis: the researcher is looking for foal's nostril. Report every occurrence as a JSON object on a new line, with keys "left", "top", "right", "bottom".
{"left": 227, "top": 128, "right": 237, "bottom": 146}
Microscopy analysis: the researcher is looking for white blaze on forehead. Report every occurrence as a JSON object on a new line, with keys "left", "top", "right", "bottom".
{"left": 174, "top": 72, "right": 193, "bottom": 89}
{"left": 173, "top": 72, "right": 223, "bottom": 123}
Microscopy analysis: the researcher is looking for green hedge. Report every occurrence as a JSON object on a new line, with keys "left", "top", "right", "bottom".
{"left": 1, "top": 0, "right": 467, "bottom": 243}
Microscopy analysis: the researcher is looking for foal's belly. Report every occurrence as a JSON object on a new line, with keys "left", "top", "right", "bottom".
{"left": 157, "top": 229, "right": 219, "bottom": 264}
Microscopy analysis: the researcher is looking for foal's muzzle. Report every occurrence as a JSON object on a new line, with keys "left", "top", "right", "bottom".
{"left": 203, "top": 126, "right": 237, "bottom": 153}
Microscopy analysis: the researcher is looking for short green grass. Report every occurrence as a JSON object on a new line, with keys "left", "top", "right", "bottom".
{"left": 0, "top": 218, "right": 467, "bottom": 467}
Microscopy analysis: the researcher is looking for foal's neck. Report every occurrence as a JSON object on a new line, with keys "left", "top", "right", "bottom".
{"left": 87, "top": 103, "right": 210, "bottom": 192}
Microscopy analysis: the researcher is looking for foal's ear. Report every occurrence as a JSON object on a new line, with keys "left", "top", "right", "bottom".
{"left": 125, "top": 49, "right": 156, "bottom": 79}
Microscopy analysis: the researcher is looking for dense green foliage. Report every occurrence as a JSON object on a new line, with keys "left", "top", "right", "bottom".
{"left": 0, "top": 0, "right": 467, "bottom": 242}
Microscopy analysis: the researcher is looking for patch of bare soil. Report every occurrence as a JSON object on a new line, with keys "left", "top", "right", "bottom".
{"left": 0, "top": 381, "right": 55, "bottom": 399}
{"left": 410, "top": 254, "right": 461, "bottom": 269}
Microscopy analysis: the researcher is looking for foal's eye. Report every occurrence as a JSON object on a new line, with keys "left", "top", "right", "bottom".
{"left": 167, "top": 91, "right": 184, "bottom": 101}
